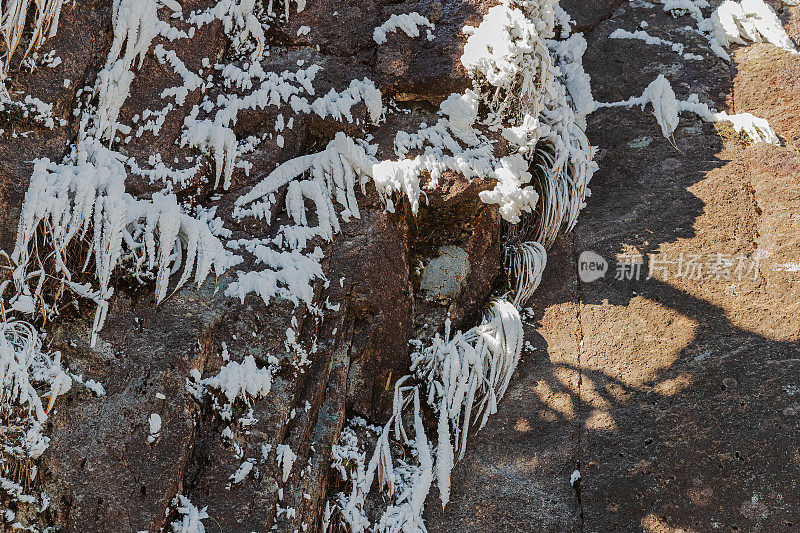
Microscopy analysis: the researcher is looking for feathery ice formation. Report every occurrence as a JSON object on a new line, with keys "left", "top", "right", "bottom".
{"left": 320, "top": 1, "right": 597, "bottom": 529}
{"left": 0, "top": 0, "right": 594, "bottom": 528}
{"left": 7, "top": 0, "right": 790, "bottom": 529}
{"left": 0, "top": 0, "right": 597, "bottom": 529}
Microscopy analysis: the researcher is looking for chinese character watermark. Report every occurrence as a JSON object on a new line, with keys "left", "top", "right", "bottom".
{"left": 578, "top": 250, "right": 761, "bottom": 283}
{"left": 615, "top": 254, "right": 643, "bottom": 281}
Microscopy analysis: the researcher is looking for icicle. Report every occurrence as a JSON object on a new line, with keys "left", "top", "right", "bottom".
{"left": 0, "top": 0, "right": 65, "bottom": 96}
{"left": 506, "top": 241, "right": 548, "bottom": 309}
{"left": 9, "top": 139, "right": 240, "bottom": 346}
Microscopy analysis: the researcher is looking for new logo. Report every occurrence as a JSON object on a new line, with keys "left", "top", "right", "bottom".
{"left": 578, "top": 251, "right": 608, "bottom": 283}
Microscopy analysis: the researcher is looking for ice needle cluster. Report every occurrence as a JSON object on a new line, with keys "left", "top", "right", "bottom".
{"left": 322, "top": 1, "right": 597, "bottom": 530}
{"left": 8, "top": 139, "right": 240, "bottom": 346}
{"left": 0, "top": 0, "right": 65, "bottom": 99}
{"left": 11, "top": 0, "right": 782, "bottom": 529}
{"left": 0, "top": 321, "right": 71, "bottom": 523}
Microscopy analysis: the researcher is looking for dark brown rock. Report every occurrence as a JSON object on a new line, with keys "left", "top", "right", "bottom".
{"left": 428, "top": 2, "right": 800, "bottom": 532}
{"left": 0, "top": 0, "right": 506, "bottom": 531}
{"left": 1, "top": 0, "right": 798, "bottom": 532}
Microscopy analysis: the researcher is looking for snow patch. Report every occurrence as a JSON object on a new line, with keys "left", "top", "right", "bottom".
{"left": 711, "top": 0, "right": 799, "bottom": 54}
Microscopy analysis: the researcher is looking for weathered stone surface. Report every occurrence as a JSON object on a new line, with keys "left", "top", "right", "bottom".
{"left": 732, "top": 44, "right": 800, "bottom": 148}
{"left": 1, "top": 0, "right": 798, "bottom": 531}
{"left": 424, "top": 235, "right": 583, "bottom": 533}
{"left": 374, "top": 0, "right": 493, "bottom": 100}
{"left": 44, "top": 287, "right": 225, "bottom": 531}
{"left": 560, "top": 0, "right": 625, "bottom": 33}
{"left": 428, "top": 1, "right": 800, "bottom": 532}
{"left": 411, "top": 174, "right": 502, "bottom": 336}
{"left": 0, "top": 1, "right": 504, "bottom": 531}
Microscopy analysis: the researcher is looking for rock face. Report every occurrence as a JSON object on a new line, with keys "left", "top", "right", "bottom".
{"left": 427, "top": 1, "right": 800, "bottom": 532}
{"left": 0, "top": 1, "right": 503, "bottom": 531}
{"left": 1, "top": 1, "right": 798, "bottom": 532}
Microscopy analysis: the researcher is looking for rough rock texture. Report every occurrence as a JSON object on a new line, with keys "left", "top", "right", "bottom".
{"left": 0, "top": 0, "right": 798, "bottom": 532}
{"left": 427, "top": 1, "right": 800, "bottom": 532}
{"left": 0, "top": 0, "right": 503, "bottom": 531}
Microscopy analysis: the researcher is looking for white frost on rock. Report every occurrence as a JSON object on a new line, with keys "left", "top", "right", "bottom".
{"left": 83, "top": 379, "right": 107, "bottom": 397}
{"left": 462, "top": 3, "right": 597, "bottom": 244}
{"left": 276, "top": 444, "right": 297, "bottom": 482}
{"left": 181, "top": 67, "right": 384, "bottom": 191}
{"left": 610, "top": 28, "right": 704, "bottom": 60}
{"left": 0, "top": 0, "right": 65, "bottom": 98}
{"left": 196, "top": 355, "right": 274, "bottom": 414}
{"left": 186, "top": 0, "right": 266, "bottom": 62}
{"left": 80, "top": 0, "right": 200, "bottom": 143}
{"left": 128, "top": 152, "right": 203, "bottom": 190}
{"left": 170, "top": 494, "right": 209, "bottom": 533}
{"left": 225, "top": 244, "right": 326, "bottom": 308}
{"left": 181, "top": 118, "right": 239, "bottom": 189}
{"left": 460, "top": 3, "right": 551, "bottom": 126}
{"left": 323, "top": 4, "right": 598, "bottom": 528}
{"left": 411, "top": 300, "right": 523, "bottom": 464}
{"left": 326, "top": 425, "right": 371, "bottom": 531}
{"left": 71, "top": 374, "right": 107, "bottom": 396}
{"left": 9, "top": 139, "right": 240, "bottom": 345}
{"left": 0, "top": 320, "right": 71, "bottom": 524}
{"left": 155, "top": 44, "right": 205, "bottom": 106}
{"left": 23, "top": 95, "right": 59, "bottom": 128}
{"left": 87, "top": 0, "right": 161, "bottom": 142}
{"left": 159, "top": 0, "right": 184, "bottom": 14}
{"left": 228, "top": 85, "right": 550, "bottom": 304}
{"left": 714, "top": 111, "right": 781, "bottom": 144}
{"left": 660, "top": 0, "right": 708, "bottom": 22}
{"left": 0, "top": 321, "right": 71, "bottom": 429}
{"left": 374, "top": 390, "right": 433, "bottom": 532}
{"left": 0, "top": 95, "right": 60, "bottom": 132}
{"left": 711, "top": 0, "right": 798, "bottom": 54}
{"left": 599, "top": 74, "right": 781, "bottom": 145}
{"left": 229, "top": 460, "right": 254, "bottom": 484}
{"left": 478, "top": 155, "right": 540, "bottom": 224}
{"left": 308, "top": 78, "right": 383, "bottom": 124}
{"left": 373, "top": 12, "right": 435, "bottom": 45}
{"left": 626, "top": 74, "right": 680, "bottom": 139}
{"left": 327, "top": 301, "right": 524, "bottom": 531}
